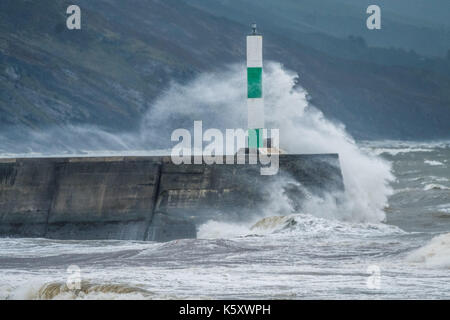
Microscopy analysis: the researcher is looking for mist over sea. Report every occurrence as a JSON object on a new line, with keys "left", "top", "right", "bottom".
{"left": 0, "top": 64, "right": 449, "bottom": 299}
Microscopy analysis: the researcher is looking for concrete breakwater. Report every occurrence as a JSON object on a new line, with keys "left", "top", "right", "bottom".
{"left": 0, "top": 154, "right": 344, "bottom": 242}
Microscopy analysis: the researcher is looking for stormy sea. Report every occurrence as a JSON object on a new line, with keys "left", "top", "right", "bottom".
{"left": 0, "top": 64, "right": 449, "bottom": 299}
{"left": 0, "top": 140, "right": 449, "bottom": 299}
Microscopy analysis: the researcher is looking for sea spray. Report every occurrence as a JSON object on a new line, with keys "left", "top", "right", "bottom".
{"left": 0, "top": 62, "right": 394, "bottom": 223}
{"left": 142, "top": 62, "right": 394, "bottom": 223}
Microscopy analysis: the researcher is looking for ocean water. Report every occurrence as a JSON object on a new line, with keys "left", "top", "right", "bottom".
{"left": 0, "top": 141, "right": 449, "bottom": 300}
{"left": 0, "top": 64, "right": 449, "bottom": 299}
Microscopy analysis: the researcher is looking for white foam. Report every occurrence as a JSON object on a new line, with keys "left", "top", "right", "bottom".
{"left": 406, "top": 233, "right": 450, "bottom": 268}
{"left": 423, "top": 184, "right": 450, "bottom": 191}
{"left": 368, "top": 148, "right": 433, "bottom": 156}
{"left": 197, "top": 213, "right": 404, "bottom": 240}
{"left": 197, "top": 221, "right": 251, "bottom": 239}
{"left": 433, "top": 204, "right": 450, "bottom": 214}
{"left": 424, "top": 160, "right": 444, "bottom": 166}
{"left": 360, "top": 140, "right": 450, "bottom": 151}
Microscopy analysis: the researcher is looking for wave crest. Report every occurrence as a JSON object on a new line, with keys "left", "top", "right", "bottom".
{"left": 31, "top": 281, "right": 152, "bottom": 300}
{"left": 407, "top": 233, "right": 450, "bottom": 269}
{"left": 198, "top": 213, "right": 404, "bottom": 239}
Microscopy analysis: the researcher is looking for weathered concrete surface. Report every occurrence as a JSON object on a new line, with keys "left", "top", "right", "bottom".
{"left": 0, "top": 154, "right": 344, "bottom": 241}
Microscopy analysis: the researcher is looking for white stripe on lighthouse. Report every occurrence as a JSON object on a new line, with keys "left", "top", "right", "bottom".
{"left": 247, "top": 99, "right": 264, "bottom": 128}
{"left": 247, "top": 35, "right": 263, "bottom": 68}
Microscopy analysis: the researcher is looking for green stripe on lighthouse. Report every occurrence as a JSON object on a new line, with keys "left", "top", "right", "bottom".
{"left": 247, "top": 67, "right": 262, "bottom": 98}
{"left": 248, "top": 128, "right": 263, "bottom": 148}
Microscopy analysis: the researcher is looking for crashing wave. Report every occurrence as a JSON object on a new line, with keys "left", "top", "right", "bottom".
{"left": 250, "top": 214, "right": 404, "bottom": 237}
{"left": 251, "top": 215, "right": 298, "bottom": 232}
{"left": 198, "top": 213, "right": 404, "bottom": 239}
{"left": 29, "top": 281, "right": 153, "bottom": 300}
{"left": 423, "top": 184, "right": 450, "bottom": 191}
{"left": 406, "top": 233, "right": 450, "bottom": 269}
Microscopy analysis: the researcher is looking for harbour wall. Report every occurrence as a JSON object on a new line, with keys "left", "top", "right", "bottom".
{"left": 0, "top": 154, "right": 344, "bottom": 241}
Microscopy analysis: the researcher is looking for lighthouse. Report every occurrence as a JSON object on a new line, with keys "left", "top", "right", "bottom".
{"left": 247, "top": 23, "right": 264, "bottom": 149}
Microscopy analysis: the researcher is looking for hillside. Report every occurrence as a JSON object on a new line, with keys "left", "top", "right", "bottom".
{"left": 190, "top": 0, "right": 450, "bottom": 57}
{"left": 0, "top": 0, "right": 449, "bottom": 150}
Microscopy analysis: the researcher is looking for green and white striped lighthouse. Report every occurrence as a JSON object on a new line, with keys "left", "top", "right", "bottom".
{"left": 247, "top": 23, "right": 264, "bottom": 149}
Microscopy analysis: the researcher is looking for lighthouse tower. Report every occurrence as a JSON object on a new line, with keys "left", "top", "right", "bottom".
{"left": 247, "top": 23, "right": 264, "bottom": 149}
